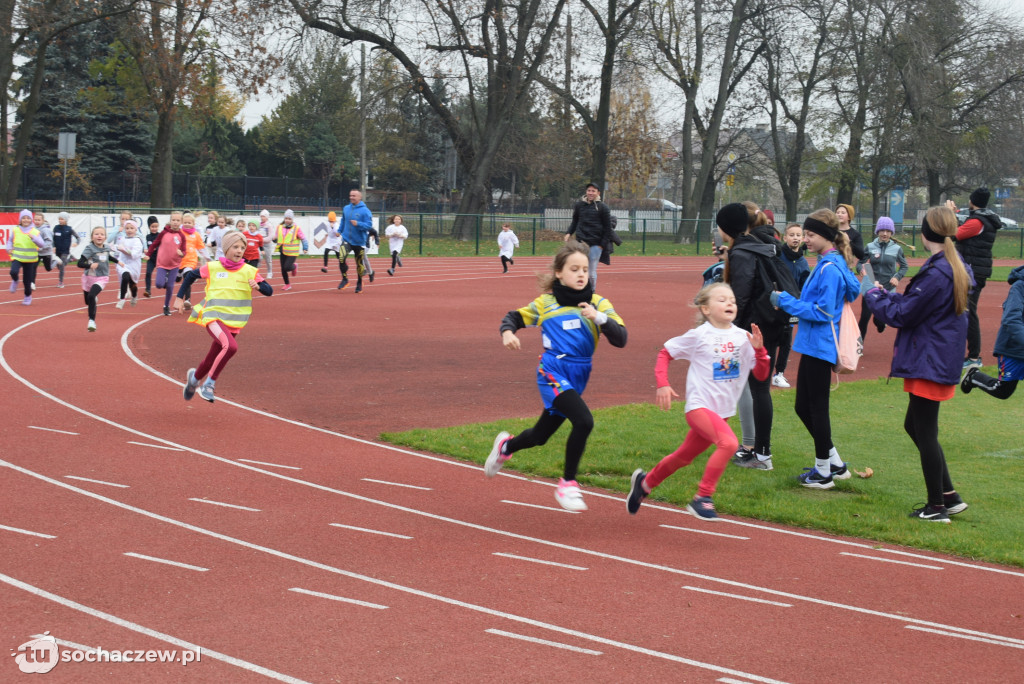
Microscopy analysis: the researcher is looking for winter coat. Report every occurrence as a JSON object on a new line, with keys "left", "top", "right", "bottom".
{"left": 725, "top": 234, "right": 777, "bottom": 332}
{"left": 956, "top": 209, "right": 1000, "bottom": 282}
{"left": 994, "top": 265, "right": 1024, "bottom": 360}
{"left": 566, "top": 198, "right": 611, "bottom": 247}
{"left": 777, "top": 250, "right": 860, "bottom": 364}
{"left": 859, "top": 238, "right": 907, "bottom": 291}
{"left": 780, "top": 244, "right": 810, "bottom": 289}
{"left": 865, "top": 250, "right": 974, "bottom": 385}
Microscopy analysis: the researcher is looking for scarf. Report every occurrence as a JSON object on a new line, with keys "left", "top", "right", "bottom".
{"left": 181, "top": 226, "right": 196, "bottom": 235}
{"left": 781, "top": 243, "right": 804, "bottom": 263}
{"left": 218, "top": 257, "right": 246, "bottom": 271}
{"left": 552, "top": 281, "right": 594, "bottom": 307}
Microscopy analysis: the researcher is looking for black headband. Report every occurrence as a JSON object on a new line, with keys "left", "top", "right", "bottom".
{"left": 920, "top": 215, "right": 945, "bottom": 244}
{"left": 803, "top": 216, "right": 839, "bottom": 242}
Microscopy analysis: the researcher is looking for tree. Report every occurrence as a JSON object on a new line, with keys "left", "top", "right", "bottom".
{"left": 605, "top": 62, "right": 662, "bottom": 198}
{"left": 305, "top": 121, "right": 357, "bottom": 205}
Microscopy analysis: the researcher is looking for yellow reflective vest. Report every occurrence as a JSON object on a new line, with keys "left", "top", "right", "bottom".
{"left": 11, "top": 227, "right": 41, "bottom": 263}
{"left": 188, "top": 262, "right": 258, "bottom": 329}
{"left": 276, "top": 224, "right": 301, "bottom": 256}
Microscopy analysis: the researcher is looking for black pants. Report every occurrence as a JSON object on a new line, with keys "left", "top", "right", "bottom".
{"left": 391, "top": 251, "right": 402, "bottom": 269}
{"left": 280, "top": 255, "right": 297, "bottom": 284}
{"left": 501, "top": 255, "right": 512, "bottom": 272}
{"left": 505, "top": 390, "right": 593, "bottom": 482}
{"left": 119, "top": 272, "right": 138, "bottom": 299}
{"left": 750, "top": 327, "right": 781, "bottom": 455}
{"left": 323, "top": 248, "right": 342, "bottom": 270}
{"left": 775, "top": 325, "right": 793, "bottom": 374}
{"left": 966, "top": 278, "right": 986, "bottom": 359}
{"left": 339, "top": 244, "right": 365, "bottom": 279}
{"left": 794, "top": 354, "right": 835, "bottom": 461}
{"left": 83, "top": 284, "right": 103, "bottom": 319}
{"left": 904, "top": 393, "right": 954, "bottom": 507}
{"left": 10, "top": 261, "right": 38, "bottom": 296}
{"left": 245, "top": 259, "right": 260, "bottom": 269}
{"left": 968, "top": 370, "right": 1018, "bottom": 399}
{"left": 144, "top": 258, "right": 157, "bottom": 292}
{"left": 859, "top": 299, "right": 886, "bottom": 339}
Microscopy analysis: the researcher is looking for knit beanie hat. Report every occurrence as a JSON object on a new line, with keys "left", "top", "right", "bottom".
{"left": 147, "top": 215, "right": 159, "bottom": 227}
{"left": 220, "top": 230, "right": 246, "bottom": 254}
{"left": 328, "top": 211, "right": 337, "bottom": 221}
{"left": 836, "top": 203, "right": 855, "bottom": 221}
{"left": 260, "top": 209, "right": 270, "bottom": 218}
{"left": 59, "top": 211, "right": 71, "bottom": 221}
{"left": 19, "top": 209, "right": 32, "bottom": 221}
{"left": 970, "top": 187, "right": 990, "bottom": 208}
{"left": 716, "top": 203, "right": 749, "bottom": 239}
{"left": 283, "top": 209, "right": 295, "bottom": 220}
{"left": 875, "top": 216, "right": 895, "bottom": 234}
{"left": 763, "top": 209, "right": 775, "bottom": 225}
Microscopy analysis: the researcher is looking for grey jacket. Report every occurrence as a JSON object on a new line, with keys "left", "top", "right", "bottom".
{"left": 859, "top": 238, "right": 907, "bottom": 291}
{"left": 79, "top": 243, "right": 119, "bottom": 278}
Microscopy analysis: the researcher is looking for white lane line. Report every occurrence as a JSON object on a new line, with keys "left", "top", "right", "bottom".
{"left": 329, "top": 523, "right": 412, "bottom": 540}
{"left": 485, "top": 628, "right": 602, "bottom": 655}
{"left": 683, "top": 587, "right": 792, "bottom": 608}
{"left": 361, "top": 478, "right": 432, "bottom": 490}
{"left": 906, "top": 625, "right": 1024, "bottom": 649}
{"left": 238, "top": 458, "right": 301, "bottom": 470}
{"left": 840, "top": 552, "right": 944, "bottom": 570}
{"left": 123, "top": 552, "right": 209, "bottom": 572}
{"left": 126, "top": 441, "right": 184, "bottom": 451}
{"left": 289, "top": 587, "right": 388, "bottom": 610}
{"left": 720, "top": 679, "right": 758, "bottom": 684}
{"left": 64, "top": 475, "right": 129, "bottom": 488}
{"left": 188, "top": 498, "right": 261, "bottom": 512}
{"left": 2, "top": 574, "right": 309, "bottom": 683}
{"left": 501, "top": 500, "right": 580, "bottom": 514}
{"left": 660, "top": 524, "right": 750, "bottom": 540}
{"left": 0, "top": 523, "right": 56, "bottom": 539}
{"left": 492, "top": 553, "right": 588, "bottom": 571}
{"left": 28, "top": 425, "right": 79, "bottom": 435}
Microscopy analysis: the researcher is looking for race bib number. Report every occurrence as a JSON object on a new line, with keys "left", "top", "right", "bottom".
{"left": 216, "top": 271, "right": 229, "bottom": 278}
{"left": 562, "top": 318, "right": 581, "bottom": 330}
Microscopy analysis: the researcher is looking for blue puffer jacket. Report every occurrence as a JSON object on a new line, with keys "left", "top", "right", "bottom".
{"left": 777, "top": 250, "right": 860, "bottom": 363}
{"left": 994, "top": 265, "right": 1024, "bottom": 360}
{"left": 865, "top": 250, "right": 975, "bottom": 385}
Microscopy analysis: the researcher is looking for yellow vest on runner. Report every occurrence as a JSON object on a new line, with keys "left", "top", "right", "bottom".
{"left": 276, "top": 224, "right": 300, "bottom": 256}
{"left": 11, "top": 227, "right": 41, "bottom": 263}
{"left": 189, "top": 262, "right": 258, "bottom": 330}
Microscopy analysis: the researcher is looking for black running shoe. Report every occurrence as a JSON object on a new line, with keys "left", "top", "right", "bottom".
{"left": 944, "top": 493, "right": 968, "bottom": 515}
{"left": 909, "top": 503, "right": 950, "bottom": 523}
{"left": 960, "top": 368, "right": 977, "bottom": 394}
{"left": 626, "top": 469, "right": 647, "bottom": 514}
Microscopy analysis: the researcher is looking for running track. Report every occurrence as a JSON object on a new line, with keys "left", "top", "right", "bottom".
{"left": 2, "top": 256, "right": 1021, "bottom": 682}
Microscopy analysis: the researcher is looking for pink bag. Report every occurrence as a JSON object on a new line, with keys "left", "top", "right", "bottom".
{"left": 829, "top": 299, "right": 862, "bottom": 374}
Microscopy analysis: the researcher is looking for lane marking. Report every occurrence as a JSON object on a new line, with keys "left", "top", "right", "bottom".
{"left": 0, "top": 523, "right": 56, "bottom": 539}
{"left": 65, "top": 475, "right": 130, "bottom": 488}
{"left": 123, "top": 552, "right": 209, "bottom": 572}
{"left": 660, "top": 524, "right": 750, "bottom": 540}
{"left": 28, "top": 425, "right": 79, "bottom": 435}
{"left": 683, "top": 587, "right": 792, "bottom": 608}
{"left": 329, "top": 523, "right": 412, "bottom": 540}
{"left": 720, "top": 679, "right": 759, "bottom": 684}
{"left": 502, "top": 500, "right": 580, "bottom": 514}
{"left": 127, "top": 441, "right": 184, "bottom": 451}
{"left": 485, "top": 628, "right": 602, "bottom": 655}
{"left": 238, "top": 458, "right": 302, "bottom": 470}
{"left": 288, "top": 587, "right": 388, "bottom": 610}
{"left": 840, "top": 552, "right": 944, "bottom": 570}
{"left": 188, "top": 498, "right": 261, "bottom": 512}
{"left": 1, "top": 573, "right": 309, "bottom": 683}
{"left": 492, "top": 553, "right": 588, "bottom": 571}
{"left": 361, "top": 478, "right": 432, "bottom": 490}
{"left": 905, "top": 625, "right": 1024, "bottom": 649}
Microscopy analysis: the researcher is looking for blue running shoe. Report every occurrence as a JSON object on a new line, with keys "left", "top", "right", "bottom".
{"left": 183, "top": 368, "right": 199, "bottom": 401}
{"left": 798, "top": 467, "right": 834, "bottom": 489}
{"left": 627, "top": 469, "right": 647, "bottom": 514}
{"left": 687, "top": 495, "right": 719, "bottom": 520}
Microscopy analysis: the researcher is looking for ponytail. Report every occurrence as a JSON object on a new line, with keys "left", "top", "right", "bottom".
{"left": 924, "top": 206, "right": 969, "bottom": 315}
{"left": 832, "top": 230, "right": 858, "bottom": 272}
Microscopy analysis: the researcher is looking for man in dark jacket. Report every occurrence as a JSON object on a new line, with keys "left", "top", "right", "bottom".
{"left": 947, "top": 187, "right": 1000, "bottom": 369}
{"left": 565, "top": 182, "right": 611, "bottom": 287}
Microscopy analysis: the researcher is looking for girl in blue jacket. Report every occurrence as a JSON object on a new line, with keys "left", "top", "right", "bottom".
{"left": 773, "top": 209, "right": 861, "bottom": 489}
{"left": 865, "top": 206, "right": 973, "bottom": 522}
{"left": 962, "top": 264, "right": 1024, "bottom": 400}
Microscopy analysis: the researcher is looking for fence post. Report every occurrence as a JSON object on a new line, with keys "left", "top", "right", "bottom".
{"left": 642, "top": 217, "right": 647, "bottom": 255}
{"left": 532, "top": 217, "right": 537, "bottom": 255}
{"left": 418, "top": 213, "right": 423, "bottom": 255}
{"left": 695, "top": 218, "right": 701, "bottom": 255}
{"left": 475, "top": 214, "right": 481, "bottom": 255}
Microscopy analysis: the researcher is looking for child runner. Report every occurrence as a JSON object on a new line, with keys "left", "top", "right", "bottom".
{"left": 177, "top": 230, "right": 273, "bottom": 403}
{"left": 627, "top": 283, "right": 769, "bottom": 519}
{"left": 7, "top": 210, "right": 44, "bottom": 304}
{"left": 114, "top": 219, "right": 146, "bottom": 308}
{"left": 206, "top": 213, "right": 229, "bottom": 259}
{"left": 773, "top": 209, "right": 861, "bottom": 489}
{"left": 274, "top": 209, "right": 307, "bottom": 291}
{"left": 243, "top": 221, "right": 263, "bottom": 268}
{"left": 317, "top": 211, "right": 344, "bottom": 274}
{"left": 774, "top": 222, "right": 809, "bottom": 388}
{"left": 865, "top": 206, "right": 973, "bottom": 521}
{"left": 485, "top": 240, "right": 628, "bottom": 511}
{"left": 77, "top": 226, "right": 119, "bottom": 331}
{"left": 258, "top": 209, "right": 274, "bottom": 278}
{"left": 53, "top": 212, "right": 81, "bottom": 288}
{"left": 385, "top": 214, "right": 408, "bottom": 276}
{"left": 178, "top": 212, "right": 207, "bottom": 309}
{"left": 203, "top": 211, "right": 219, "bottom": 241}
{"left": 34, "top": 212, "right": 62, "bottom": 285}
{"left": 858, "top": 216, "right": 907, "bottom": 339}
{"left": 142, "top": 215, "right": 160, "bottom": 297}
{"left": 362, "top": 226, "right": 378, "bottom": 283}
{"left": 109, "top": 209, "right": 133, "bottom": 248}
{"left": 235, "top": 217, "right": 246, "bottom": 233}
{"left": 962, "top": 264, "right": 1024, "bottom": 402}
{"left": 498, "top": 222, "right": 520, "bottom": 273}
{"left": 145, "top": 210, "right": 187, "bottom": 316}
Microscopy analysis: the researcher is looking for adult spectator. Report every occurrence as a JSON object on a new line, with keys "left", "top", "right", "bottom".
{"left": 835, "top": 203, "right": 866, "bottom": 262}
{"left": 338, "top": 189, "right": 374, "bottom": 294}
{"left": 564, "top": 182, "right": 611, "bottom": 287}
{"left": 946, "top": 187, "right": 1000, "bottom": 370}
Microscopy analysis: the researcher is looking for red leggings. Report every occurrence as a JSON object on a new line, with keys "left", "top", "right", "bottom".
{"left": 195, "top": 321, "right": 239, "bottom": 381}
{"left": 645, "top": 408, "right": 738, "bottom": 498}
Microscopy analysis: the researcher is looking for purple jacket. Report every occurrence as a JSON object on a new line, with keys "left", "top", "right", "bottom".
{"left": 865, "top": 250, "right": 974, "bottom": 385}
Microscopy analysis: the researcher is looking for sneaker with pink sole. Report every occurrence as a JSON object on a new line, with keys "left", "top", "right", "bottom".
{"left": 555, "top": 478, "right": 587, "bottom": 512}
{"left": 484, "top": 431, "right": 512, "bottom": 477}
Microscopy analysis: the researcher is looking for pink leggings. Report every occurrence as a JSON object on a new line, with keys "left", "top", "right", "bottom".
{"left": 645, "top": 408, "right": 738, "bottom": 498}
{"left": 195, "top": 321, "right": 239, "bottom": 381}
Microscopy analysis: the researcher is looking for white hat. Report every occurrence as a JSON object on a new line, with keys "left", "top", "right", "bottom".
{"left": 260, "top": 209, "right": 270, "bottom": 218}
{"left": 283, "top": 209, "right": 294, "bottom": 219}
{"left": 59, "top": 212, "right": 70, "bottom": 221}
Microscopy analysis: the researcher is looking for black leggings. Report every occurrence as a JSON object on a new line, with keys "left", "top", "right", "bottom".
{"left": 340, "top": 244, "right": 365, "bottom": 279}
{"left": 966, "top": 279, "right": 986, "bottom": 359}
{"left": 391, "top": 251, "right": 402, "bottom": 269}
{"left": 775, "top": 325, "right": 793, "bottom": 374}
{"left": 505, "top": 390, "right": 594, "bottom": 482}
{"left": 280, "top": 255, "right": 296, "bottom": 284}
{"left": 83, "top": 284, "right": 103, "bottom": 319}
{"left": 119, "top": 272, "right": 138, "bottom": 299}
{"left": 501, "top": 255, "right": 512, "bottom": 272}
{"left": 794, "top": 354, "right": 835, "bottom": 460}
{"left": 749, "top": 327, "right": 780, "bottom": 456}
{"left": 323, "top": 248, "right": 342, "bottom": 269}
{"left": 904, "top": 393, "right": 954, "bottom": 507}
{"left": 10, "top": 261, "right": 38, "bottom": 296}
{"left": 968, "top": 370, "right": 1019, "bottom": 399}
{"left": 144, "top": 258, "right": 157, "bottom": 292}
{"left": 859, "top": 299, "right": 886, "bottom": 339}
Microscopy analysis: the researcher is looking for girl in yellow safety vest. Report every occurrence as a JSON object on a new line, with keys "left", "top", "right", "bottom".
{"left": 272, "top": 209, "right": 307, "bottom": 291}
{"left": 7, "top": 209, "right": 45, "bottom": 305}
{"left": 175, "top": 230, "right": 273, "bottom": 403}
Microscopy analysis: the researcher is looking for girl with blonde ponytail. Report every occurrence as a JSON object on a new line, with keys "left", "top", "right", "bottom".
{"left": 864, "top": 205, "right": 975, "bottom": 522}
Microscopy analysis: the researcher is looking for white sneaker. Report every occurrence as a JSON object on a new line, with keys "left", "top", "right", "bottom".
{"left": 554, "top": 478, "right": 587, "bottom": 512}
{"left": 116, "top": 299, "right": 126, "bottom": 309}
{"left": 87, "top": 320, "right": 96, "bottom": 332}
{"left": 130, "top": 297, "right": 138, "bottom": 307}
{"left": 31, "top": 282, "right": 36, "bottom": 291}
{"left": 57, "top": 282, "right": 65, "bottom": 288}
{"left": 484, "top": 431, "right": 511, "bottom": 477}
{"left": 771, "top": 373, "right": 790, "bottom": 388}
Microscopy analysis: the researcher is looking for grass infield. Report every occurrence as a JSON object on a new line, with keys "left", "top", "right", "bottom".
{"left": 384, "top": 370, "right": 1024, "bottom": 568}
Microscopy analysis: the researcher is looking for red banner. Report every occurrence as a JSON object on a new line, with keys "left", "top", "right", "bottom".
{"left": 0, "top": 212, "right": 23, "bottom": 261}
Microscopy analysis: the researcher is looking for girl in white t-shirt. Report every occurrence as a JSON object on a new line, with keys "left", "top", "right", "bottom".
{"left": 385, "top": 214, "right": 409, "bottom": 276}
{"left": 497, "top": 222, "right": 519, "bottom": 273}
{"left": 627, "top": 282, "right": 769, "bottom": 520}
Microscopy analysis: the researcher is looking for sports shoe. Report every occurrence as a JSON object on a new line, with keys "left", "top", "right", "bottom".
{"left": 369, "top": 271, "right": 375, "bottom": 283}
{"left": 798, "top": 467, "right": 835, "bottom": 489}
{"left": 130, "top": 297, "right": 137, "bottom": 307}
{"left": 199, "top": 381, "right": 216, "bottom": 403}
{"left": 509, "top": 258, "right": 514, "bottom": 266}
{"left": 182, "top": 299, "right": 192, "bottom": 311}
{"left": 484, "top": 431, "right": 512, "bottom": 477}
{"left": 282, "top": 284, "right": 292, "bottom": 291}
{"left": 354, "top": 284, "right": 363, "bottom": 294}
{"left": 8, "top": 281, "right": 16, "bottom": 293}
{"left": 87, "top": 319, "right": 96, "bottom": 332}
{"left": 963, "top": 357, "right": 982, "bottom": 371}
{"left": 116, "top": 299, "right": 126, "bottom": 309}
{"left": 57, "top": 282, "right": 65, "bottom": 288}
{"left": 735, "top": 451, "right": 773, "bottom": 470}
{"left": 771, "top": 373, "right": 790, "bottom": 388}
{"left": 687, "top": 495, "right": 719, "bottom": 520}
{"left": 183, "top": 368, "right": 199, "bottom": 401}
{"left": 338, "top": 277, "right": 348, "bottom": 290}
{"left": 555, "top": 478, "right": 587, "bottom": 512}
{"left": 830, "top": 462, "right": 852, "bottom": 480}
{"left": 30, "top": 281, "right": 36, "bottom": 291}
{"left": 732, "top": 446, "right": 755, "bottom": 466}
{"left": 960, "top": 367, "right": 977, "bottom": 394}
{"left": 626, "top": 469, "right": 647, "bottom": 514}
{"left": 22, "top": 296, "right": 31, "bottom": 305}
{"left": 396, "top": 255, "right": 403, "bottom": 267}
{"left": 909, "top": 503, "right": 950, "bottom": 523}
{"left": 387, "top": 268, "right": 394, "bottom": 276}
{"left": 143, "top": 290, "right": 151, "bottom": 297}
{"left": 163, "top": 306, "right": 172, "bottom": 316}
{"left": 320, "top": 267, "right": 328, "bottom": 273}
{"left": 944, "top": 493, "right": 968, "bottom": 515}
